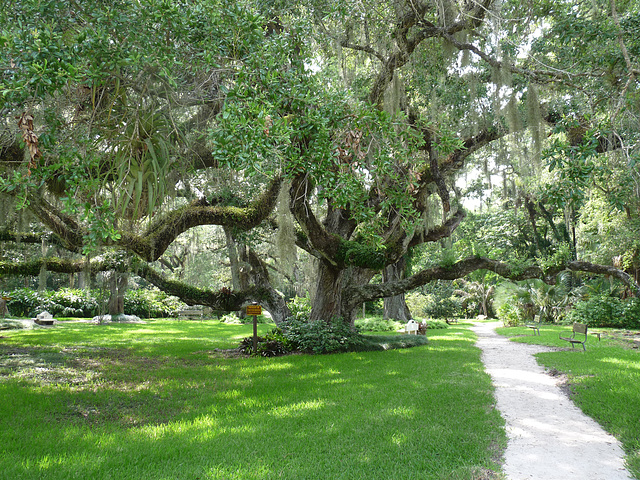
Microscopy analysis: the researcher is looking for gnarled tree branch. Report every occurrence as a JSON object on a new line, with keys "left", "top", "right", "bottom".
{"left": 344, "top": 256, "right": 640, "bottom": 310}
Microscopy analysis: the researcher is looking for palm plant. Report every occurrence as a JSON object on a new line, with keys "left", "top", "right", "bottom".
{"left": 494, "top": 278, "right": 570, "bottom": 324}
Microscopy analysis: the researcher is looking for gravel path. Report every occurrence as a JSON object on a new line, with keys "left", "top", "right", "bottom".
{"left": 471, "top": 321, "right": 631, "bottom": 480}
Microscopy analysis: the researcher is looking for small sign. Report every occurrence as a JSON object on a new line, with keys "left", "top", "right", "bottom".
{"left": 247, "top": 304, "right": 262, "bottom": 316}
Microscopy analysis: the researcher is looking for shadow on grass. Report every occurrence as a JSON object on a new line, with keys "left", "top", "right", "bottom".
{"left": 1, "top": 322, "right": 504, "bottom": 480}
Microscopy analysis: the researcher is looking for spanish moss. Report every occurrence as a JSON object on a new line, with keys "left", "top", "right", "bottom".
{"left": 276, "top": 179, "right": 297, "bottom": 276}
{"left": 526, "top": 84, "right": 543, "bottom": 169}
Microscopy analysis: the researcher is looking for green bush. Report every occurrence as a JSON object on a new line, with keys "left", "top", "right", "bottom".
{"left": 281, "top": 316, "right": 365, "bottom": 354}
{"left": 496, "top": 302, "right": 524, "bottom": 327}
{"left": 220, "top": 313, "right": 243, "bottom": 324}
{"left": 359, "top": 334, "right": 429, "bottom": 351}
{"left": 4, "top": 288, "right": 42, "bottom": 317}
{"left": 621, "top": 298, "right": 640, "bottom": 328}
{"left": 425, "top": 296, "right": 464, "bottom": 319}
{"left": 405, "top": 292, "right": 431, "bottom": 317}
{"left": 220, "top": 312, "right": 270, "bottom": 324}
{"left": 565, "top": 295, "right": 640, "bottom": 328}
{"left": 406, "top": 287, "right": 464, "bottom": 319}
{"left": 355, "top": 316, "right": 404, "bottom": 332}
{"left": 3, "top": 288, "right": 99, "bottom": 318}
{"left": 239, "top": 328, "right": 294, "bottom": 357}
{"left": 3, "top": 287, "right": 184, "bottom": 318}
{"left": 286, "top": 295, "right": 311, "bottom": 320}
{"left": 124, "top": 289, "right": 185, "bottom": 318}
{"left": 49, "top": 289, "right": 100, "bottom": 317}
{"left": 566, "top": 295, "right": 640, "bottom": 329}
{"left": 420, "top": 319, "right": 449, "bottom": 330}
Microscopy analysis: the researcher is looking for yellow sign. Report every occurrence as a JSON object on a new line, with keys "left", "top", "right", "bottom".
{"left": 246, "top": 304, "right": 262, "bottom": 316}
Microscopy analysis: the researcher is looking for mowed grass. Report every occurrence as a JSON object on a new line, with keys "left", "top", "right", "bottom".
{"left": 0, "top": 321, "right": 505, "bottom": 480}
{"left": 497, "top": 324, "right": 640, "bottom": 478}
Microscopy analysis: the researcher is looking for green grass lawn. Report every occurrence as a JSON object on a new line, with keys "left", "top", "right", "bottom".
{"left": 497, "top": 324, "right": 640, "bottom": 478}
{"left": 0, "top": 320, "right": 505, "bottom": 480}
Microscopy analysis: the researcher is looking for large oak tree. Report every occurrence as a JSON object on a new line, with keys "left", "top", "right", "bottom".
{"left": 1, "top": 0, "right": 639, "bottom": 323}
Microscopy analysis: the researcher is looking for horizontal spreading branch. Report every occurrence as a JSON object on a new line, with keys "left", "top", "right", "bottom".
{"left": 344, "top": 256, "right": 640, "bottom": 309}
{"left": 124, "top": 175, "right": 283, "bottom": 262}
{"left": 21, "top": 176, "right": 283, "bottom": 262}
{"left": 0, "top": 257, "right": 122, "bottom": 276}
{"left": 133, "top": 263, "right": 268, "bottom": 311}
{"left": 0, "top": 230, "right": 61, "bottom": 245}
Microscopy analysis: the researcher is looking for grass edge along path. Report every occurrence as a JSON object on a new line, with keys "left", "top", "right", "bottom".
{"left": 496, "top": 324, "right": 640, "bottom": 479}
{"left": 0, "top": 321, "right": 506, "bottom": 480}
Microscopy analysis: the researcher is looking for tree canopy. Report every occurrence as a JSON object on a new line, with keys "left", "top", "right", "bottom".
{"left": 1, "top": 0, "right": 639, "bottom": 323}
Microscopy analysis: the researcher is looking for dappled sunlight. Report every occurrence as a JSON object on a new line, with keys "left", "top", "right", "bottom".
{"left": 218, "top": 389, "right": 241, "bottom": 400}
{"left": 0, "top": 320, "right": 506, "bottom": 480}
{"left": 268, "top": 399, "right": 326, "bottom": 419}
{"left": 238, "top": 361, "right": 295, "bottom": 374}
{"left": 598, "top": 357, "right": 640, "bottom": 369}
{"left": 383, "top": 405, "right": 416, "bottom": 419}
{"left": 326, "top": 377, "right": 347, "bottom": 385}
{"left": 427, "top": 334, "right": 475, "bottom": 343}
{"left": 489, "top": 368, "right": 565, "bottom": 402}
{"left": 391, "top": 431, "right": 407, "bottom": 446}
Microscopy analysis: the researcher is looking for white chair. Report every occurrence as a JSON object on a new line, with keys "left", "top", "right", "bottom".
{"left": 404, "top": 320, "right": 419, "bottom": 335}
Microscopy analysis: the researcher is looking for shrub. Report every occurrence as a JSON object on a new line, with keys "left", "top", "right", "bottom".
{"left": 3, "top": 287, "right": 184, "bottom": 319}
{"left": 220, "top": 313, "right": 243, "bottom": 324}
{"left": 425, "top": 296, "right": 464, "bottom": 319}
{"left": 221, "top": 312, "right": 270, "bottom": 324}
{"left": 355, "top": 316, "right": 404, "bottom": 332}
{"left": 566, "top": 295, "right": 640, "bottom": 329}
{"left": 496, "top": 302, "right": 524, "bottom": 327}
{"left": 48, "top": 289, "right": 100, "bottom": 317}
{"left": 124, "top": 289, "right": 184, "bottom": 318}
{"left": 286, "top": 295, "right": 311, "bottom": 321}
{"left": 239, "top": 328, "right": 294, "bottom": 357}
{"left": 405, "top": 292, "right": 432, "bottom": 317}
{"left": 359, "top": 334, "right": 429, "bottom": 351}
{"left": 420, "top": 319, "right": 449, "bottom": 330}
{"left": 621, "top": 298, "right": 640, "bottom": 329}
{"left": 281, "top": 316, "right": 365, "bottom": 354}
{"left": 4, "top": 288, "right": 41, "bottom": 317}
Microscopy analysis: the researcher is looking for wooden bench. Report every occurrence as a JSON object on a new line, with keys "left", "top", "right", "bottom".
{"left": 526, "top": 315, "right": 541, "bottom": 336}
{"left": 559, "top": 323, "right": 588, "bottom": 351}
{"left": 445, "top": 318, "right": 458, "bottom": 325}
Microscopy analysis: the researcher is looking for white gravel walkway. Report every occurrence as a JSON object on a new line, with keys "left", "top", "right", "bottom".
{"left": 471, "top": 321, "right": 631, "bottom": 480}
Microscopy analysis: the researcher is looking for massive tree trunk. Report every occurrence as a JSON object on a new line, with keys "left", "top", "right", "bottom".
{"left": 383, "top": 257, "right": 412, "bottom": 322}
{"left": 310, "top": 262, "right": 344, "bottom": 322}
{"left": 310, "top": 261, "right": 376, "bottom": 327}
{"left": 107, "top": 271, "right": 128, "bottom": 316}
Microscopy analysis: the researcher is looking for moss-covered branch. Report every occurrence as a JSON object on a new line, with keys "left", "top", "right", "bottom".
{"left": 28, "top": 196, "right": 85, "bottom": 253}
{"left": 0, "top": 230, "right": 49, "bottom": 244}
{"left": 133, "top": 262, "right": 284, "bottom": 320}
{"left": 0, "top": 257, "right": 123, "bottom": 276}
{"left": 17, "top": 176, "right": 283, "bottom": 261}
{"left": 115, "top": 175, "right": 283, "bottom": 261}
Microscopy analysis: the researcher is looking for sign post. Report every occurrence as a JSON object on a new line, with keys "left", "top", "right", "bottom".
{"left": 246, "top": 303, "right": 262, "bottom": 354}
